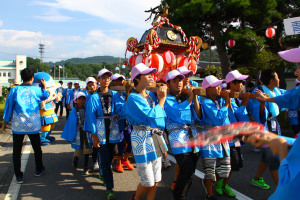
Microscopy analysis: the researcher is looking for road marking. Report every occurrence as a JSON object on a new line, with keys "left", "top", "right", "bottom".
{"left": 167, "top": 154, "right": 253, "bottom": 200}
{"left": 4, "top": 137, "right": 31, "bottom": 200}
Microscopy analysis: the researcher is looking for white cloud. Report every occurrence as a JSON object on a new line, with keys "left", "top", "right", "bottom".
{"left": 0, "top": 20, "right": 3, "bottom": 26}
{"left": 33, "top": 0, "right": 161, "bottom": 28}
{"left": 35, "top": 6, "right": 72, "bottom": 22}
{"left": 0, "top": 30, "right": 43, "bottom": 48}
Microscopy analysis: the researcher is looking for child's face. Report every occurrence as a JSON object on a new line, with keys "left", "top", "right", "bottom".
{"left": 207, "top": 85, "right": 221, "bottom": 97}
{"left": 136, "top": 73, "right": 153, "bottom": 87}
{"left": 100, "top": 74, "right": 111, "bottom": 87}
{"left": 77, "top": 96, "right": 86, "bottom": 107}
{"left": 115, "top": 78, "right": 125, "bottom": 86}
{"left": 87, "top": 82, "right": 97, "bottom": 93}
{"left": 167, "top": 76, "right": 183, "bottom": 94}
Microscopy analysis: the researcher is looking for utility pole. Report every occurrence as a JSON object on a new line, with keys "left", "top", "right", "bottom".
{"left": 39, "top": 43, "right": 45, "bottom": 63}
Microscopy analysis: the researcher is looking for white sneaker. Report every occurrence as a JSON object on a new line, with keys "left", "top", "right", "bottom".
{"left": 162, "top": 158, "right": 171, "bottom": 169}
{"left": 93, "top": 162, "right": 99, "bottom": 171}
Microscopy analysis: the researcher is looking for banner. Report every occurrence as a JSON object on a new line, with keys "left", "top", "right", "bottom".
{"left": 284, "top": 17, "right": 300, "bottom": 36}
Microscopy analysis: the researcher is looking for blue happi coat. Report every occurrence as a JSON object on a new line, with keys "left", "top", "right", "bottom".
{"left": 126, "top": 91, "right": 168, "bottom": 163}
{"left": 3, "top": 83, "right": 49, "bottom": 134}
{"left": 200, "top": 97, "right": 230, "bottom": 158}
{"left": 165, "top": 94, "right": 201, "bottom": 155}
{"left": 84, "top": 90, "right": 126, "bottom": 144}
{"left": 66, "top": 88, "right": 82, "bottom": 109}
{"left": 61, "top": 108, "right": 93, "bottom": 149}
{"left": 248, "top": 87, "right": 285, "bottom": 135}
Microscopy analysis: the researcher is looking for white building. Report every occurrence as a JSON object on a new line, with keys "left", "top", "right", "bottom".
{"left": 0, "top": 55, "right": 27, "bottom": 86}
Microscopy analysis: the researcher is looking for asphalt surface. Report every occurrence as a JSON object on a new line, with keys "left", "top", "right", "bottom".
{"left": 0, "top": 114, "right": 280, "bottom": 200}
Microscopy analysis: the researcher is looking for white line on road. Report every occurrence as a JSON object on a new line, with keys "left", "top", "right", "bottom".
{"left": 4, "top": 137, "right": 31, "bottom": 200}
{"left": 167, "top": 154, "right": 253, "bottom": 200}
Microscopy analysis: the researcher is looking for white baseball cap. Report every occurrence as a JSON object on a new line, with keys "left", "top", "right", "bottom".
{"left": 225, "top": 70, "right": 249, "bottom": 84}
{"left": 166, "top": 70, "right": 185, "bottom": 82}
{"left": 75, "top": 92, "right": 86, "bottom": 100}
{"left": 111, "top": 74, "right": 125, "bottom": 81}
{"left": 202, "top": 75, "right": 223, "bottom": 89}
{"left": 131, "top": 63, "right": 157, "bottom": 81}
{"left": 74, "top": 81, "right": 79, "bottom": 84}
{"left": 177, "top": 66, "right": 194, "bottom": 76}
{"left": 86, "top": 77, "right": 97, "bottom": 85}
{"left": 98, "top": 69, "right": 113, "bottom": 78}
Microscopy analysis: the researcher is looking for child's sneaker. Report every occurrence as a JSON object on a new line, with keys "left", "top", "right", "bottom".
{"left": 116, "top": 164, "right": 124, "bottom": 173}
{"left": 106, "top": 190, "right": 115, "bottom": 200}
{"left": 214, "top": 179, "right": 223, "bottom": 195}
{"left": 83, "top": 167, "right": 89, "bottom": 175}
{"left": 251, "top": 177, "right": 270, "bottom": 190}
{"left": 16, "top": 176, "right": 24, "bottom": 184}
{"left": 223, "top": 184, "right": 236, "bottom": 197}
{"left": 122, "top": 159, "right": 134, "bottom": 170}
{"left": 93, "top": 162, "right": 99, "bottom": 171}
{"left": 34, "top": 166, "right": 46, "bottom": 177}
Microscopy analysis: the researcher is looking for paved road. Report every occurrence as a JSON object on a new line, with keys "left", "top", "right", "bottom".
{"left": 0, "top": 115, "right": 278, "bottom": 200}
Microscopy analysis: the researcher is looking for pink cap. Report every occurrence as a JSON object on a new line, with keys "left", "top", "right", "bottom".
{"left": 177, "top": 66, "right": 194, "bottom": 76}
{"left": 67, "top": 81, "right": 72, "bottom": 84}
{"left": 225, "top": 70, "right": 249, "bottom": 83}
{"left": 86, "top": 77, "right": 97, "bottom": 85}
{"left": 111, "top": 74, "right": 125, "bottom": 81}
{"left": 98, "top": 69, "right": 113, "bottom": 78}
{"left": 295, "top": 78, "right": 300, "bottom": 86}
{"left": 74, "top": 81, "right": 79, "bottom": 84}
{"left": 166, "top": 70, "right": 185, "bottom": 82}
{"left": 131, "top": 63, "right": 157, "bottom": 81}
{"left": 278, "top": 48, "right": 300, "bottom": 63}
{"left": 75, "top": 92, "right": 86, "bottom": 100}
{"left": 202, "top": 75, "right": 223, "bottom": 89}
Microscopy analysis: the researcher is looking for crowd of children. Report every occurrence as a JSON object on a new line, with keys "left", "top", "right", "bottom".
{"left": 55, "top": 61, "right": 300, "bottom": 200}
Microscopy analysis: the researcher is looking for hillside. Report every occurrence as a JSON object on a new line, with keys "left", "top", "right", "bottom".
{"left": 47, "top": 56, "right": 125, "bottom": 66}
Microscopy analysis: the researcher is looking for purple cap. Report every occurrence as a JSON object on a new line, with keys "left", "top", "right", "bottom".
{"left": 86, "top": 77, "right": 97, "bottom": 85}
{"left": 131, "top": 63, "right": 157, "bottom": 81}
{"left": 166, "top": 70, "right": 185, "bottom": 82}
{"left": 278, "top": 48, "right": 300, "bottom": 63}
{"left": 295, "top": 78, "right": 300, "bottom": 86}
{"left": 98, "top": 69, "right": 113, "bottom": 78}
{"left": 177, "top": 66, "right": 194, "bottom": 76}
{"left": 225, "top": 70, "right": 249, "bottom": 83}
{"left": 111, "top": 74, "right": 125, "bottom": 81}
{"left": 202, "top": 75, "right": 223, "bottom": 89}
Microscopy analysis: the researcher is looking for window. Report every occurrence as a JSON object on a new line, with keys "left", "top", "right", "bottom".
{"left": 8, "top": 72, "right": 11, "bottom": 77}
{"left": 3, "top": 72, "right": 6, "bottom": 77}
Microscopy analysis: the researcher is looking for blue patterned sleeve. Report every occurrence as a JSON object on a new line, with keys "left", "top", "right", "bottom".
{"left": 61, "top": 108, "right": 78, "bottom": 142}
{"left": 84, "top": 94, "right": 99, "bottom": 134}
{"left": 113, "top": 91, "right": 126, "bottom": 118}
{"left": 275, "top": 87, "right": 300, "bottom": 110}
{"left": 34, "top": 87, "right": 49, "bottom": 101}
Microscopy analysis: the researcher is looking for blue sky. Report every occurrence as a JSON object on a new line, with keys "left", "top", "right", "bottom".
{"left": 0, "top": 0, "right": 161, "bottom": 62}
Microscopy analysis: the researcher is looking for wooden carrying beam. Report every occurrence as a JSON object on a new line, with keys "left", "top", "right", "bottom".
{"left": 219, "top": 91, "right": 269, "bottom": 99}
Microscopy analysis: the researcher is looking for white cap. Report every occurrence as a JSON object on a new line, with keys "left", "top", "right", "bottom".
{"left": 166, "top": 70, "right": 185, "bottom": 82}
{"left": 177, "top": 66, "right": 194, "bottom": 76}
{"left": 202, "top": 75, "right": 223, "bottom": 89}
{"left": 225, "top": 70, "right": 249, "bottom": 84}
{"left": 86, "top": 77, "right": 97, "bottom": 85}
{"left": 111, "top": 74, "right": 125, "bottom": 81}
{"left": 131, "top": 63, "right": 157, "bottom": 81}
{"left": 74, "top": 81, "right": 79, "bottom": 84}
{"left": 98, "top": 69, "right": 113, "bottom": 78}
{"left": 75, "top": 92, "right": 86, "bottom": 100}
